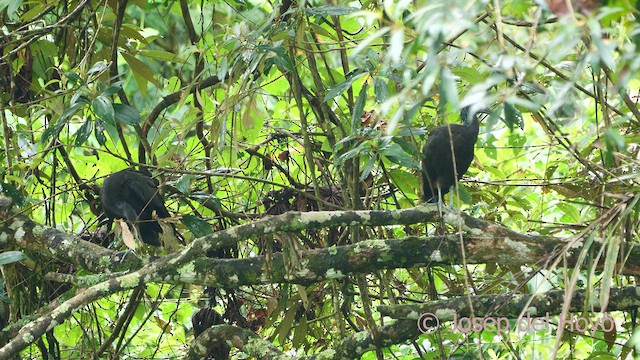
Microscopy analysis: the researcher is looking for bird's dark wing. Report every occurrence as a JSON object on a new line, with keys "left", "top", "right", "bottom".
{"left": 122, "top": 170, "right": 170, "bottom": 218}
{"left": 451, "top": 127, "right": 477, "bottom": 180}
{"left": 423, "top": 125, "right": 459, "bottom": 196}
{"left": 100, "top": 169, "right": 171, "bottom": 247}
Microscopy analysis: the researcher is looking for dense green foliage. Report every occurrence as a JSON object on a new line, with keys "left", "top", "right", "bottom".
{"left": 1, "top": 0, "right": 640, "bottom": 358}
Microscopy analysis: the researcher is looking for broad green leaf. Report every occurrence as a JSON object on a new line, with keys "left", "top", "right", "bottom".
{"left": 1, "top": 0, "right": 22, "bottom": 19}
{"left": 556, "top": 202, "right": 581, "bottom": 223}
{"left": 0, "top": 251, "right": 26, "bottom": 265}
{"left": 503, "top": 102, "right": 524, "bottom": 130}
{"left": 70, "top": 90, "right": 90, "bottom": 106}
{"left": 175, "top": 174, "right": 193, "bottom": 194}
{"left": 277, "top": 301, "right": 300, "bottom": 345}
{"left": 113, "top": 104, "right": 142, "bottom": 125}
{"left": 20, "top": 3, "right": 46, "bottom": 21}
{"left": 122, "top": 52, "right": 161, "bottom": 92}
{"left": 64, "top": 72, "right": 83, "bottom": 85}
{"left": 308, "top": 22, "right": 336, "bottom": 41}
{"left": 182, "top": 215, "right": 213, "bottom": 238}
{"left": 102, "top": 81, "right": 124, "bottom": 97}
{"left": 379, "top": 141, "right": 421, "bottom": 169}
{"left": 292, "top": 313, "right": 308, "bottom": 348}
{"left": 42, "top": 110, "right": 78, "bottom": 144}
{"left": 41, "top": 120, "right": 61, "bottom": 144}
{"left": 92, "top": 96, "right": 115, "bottom": 125}
{"left": 604, "top": 128, "right": 625, "bottom": 151}
{"left": 388, "top": 168, "right": 419, "bottom": 195}
{"left": 121, "top": 24, "right": 149, "bottom": 45}
{"left": 335, "top": 143, "right": 370, "bottom": 166}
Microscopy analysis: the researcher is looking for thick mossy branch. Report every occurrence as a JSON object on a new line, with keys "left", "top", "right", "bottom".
{"left": 378, "top": 286, "right": 640, "bottom": 320}
{"left": 0, "top": 210, "right": 141, "bottom": 273}
{"left": 2, "top": 196, "right": 639, "bottom": 358}
{"left": 167, "top": 234, "right": 640, "bottom": 287}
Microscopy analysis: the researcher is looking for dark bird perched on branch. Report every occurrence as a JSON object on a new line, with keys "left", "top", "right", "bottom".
{"left": 100, "top": 168, "right": 172, "bottom": 247}
{"left": 191, "top": 308, "right": 231, "bottom": 360}
{"left": 422, "top": 106, "right": 481, "bottom": 204}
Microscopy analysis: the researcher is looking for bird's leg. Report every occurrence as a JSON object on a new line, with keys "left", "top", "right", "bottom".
{"left": 436, "top": 187, "right": 446, "bottom": 235}
{"left": 437, "top": 187, "right": 443, "bottom": 218}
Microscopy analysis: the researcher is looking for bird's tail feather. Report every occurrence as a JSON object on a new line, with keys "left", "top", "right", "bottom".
{"left": 138, "top": 222, "right": 162, "bottom": 246}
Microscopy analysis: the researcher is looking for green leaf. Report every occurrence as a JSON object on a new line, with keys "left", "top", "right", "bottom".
{"left": 0, "top": 0, "right": 22, "bottom": 18}
{"left": 388, "top": 169, "right": 419, "bottom": 195}
{"left": 308, "top": 22, "right": 336, "bottom": 41}
{"left": 41, "top": 117, "right": 67, "bottom": 144}
{"left": 374, "top": 78, "right": 389, "bottom": 102}
{"left": 259, "top": 45, "right": 294, "bottom": 73}
{"left": 379, "top": 141, "right": 421, "bottom": 169}
{"left": 70, "top": 90, "right": 90, "bottom": 107}
{"left": 122, "top": 52, "right": 161, "bottom": 90}
{"left": 503, "top": 102, "right": 524, "bottom": 130}
{"left": 87, "top": 61, "right": 109, "bottom": 75}
{"left": 452, "top": 66, "right": 486, "bottom": 84}
{"left": 113, "top": 104, "right": 142, "bottom": 125}
{"left": 94, "top": 119, "right": 107, "bottom": 145}
{"left": 120, "top": 24, "right": 149, "bottom": 45}
{"left": 360, "top": 156, "right": 376, "bottom": 181}
{"left": 191, "top": 195, "right": 222, "bottom": 211}
{"left": 138, "top": 49, "right": 184, "bottom": 63}
{"left": 64, "top": 72, "right": 83, "bottom": 85}
{"left": 335, "top": 143, "right": 370, "bottom": 166}
{"left": 74, "top": 118, "right": 93, "bottom": 147}
{"left": 0, "top": 251, "right": 26, "bottom": 266}
{"left": 182, "top": 215, "right": 213, "bottom": 238}
{"left": 439, "top": 67, "right": 459, "bottom": 109}
{"left": 556, "top": 202, "right": 581, "bottom": 223}
{"left": 92, "top": 96, "right": 115, "bottom": 125}
{"left": 102, "top": 81, "right": 124, "bottom": 97}
{"left": 351, "top": 84, "right": 368, "bottom": 129}
{"left": 324, "top": 68, "right": 368, "bottom": 102}
{"left": 175, "top": 174, "right": 193, "bottom": 194}
{"left": 304, "top": 5, "right": 359, "bottom": 16}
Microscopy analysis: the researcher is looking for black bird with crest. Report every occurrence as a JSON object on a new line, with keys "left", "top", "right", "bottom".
{"left": 421, "top": 106, "right": 480, "bottom": 204}
{"left": 100, "top": 168, "right": 171, "bottom": 246}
